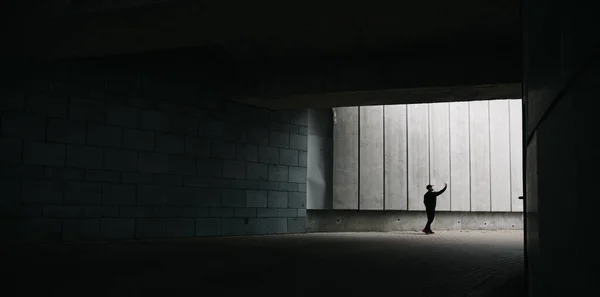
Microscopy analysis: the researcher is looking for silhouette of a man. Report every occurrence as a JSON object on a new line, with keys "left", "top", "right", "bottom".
{"left": 422, "top": 183, "right": 448, "bottom": 234}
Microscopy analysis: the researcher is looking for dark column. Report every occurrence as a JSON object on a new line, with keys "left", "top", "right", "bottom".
{"left": 523, "top": 1, "right": 600, "bottom": 296}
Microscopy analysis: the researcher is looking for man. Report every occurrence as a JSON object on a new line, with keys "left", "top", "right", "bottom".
{"left": 422, "top": 183, "right": 448, "bottom": 234}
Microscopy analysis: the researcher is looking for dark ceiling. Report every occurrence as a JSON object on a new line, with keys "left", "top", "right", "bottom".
{"left": 13, "top": 0, "right": 520, "bottom": 60}
{"left": 6, "top": 0, "right": 522, "bottom": 107}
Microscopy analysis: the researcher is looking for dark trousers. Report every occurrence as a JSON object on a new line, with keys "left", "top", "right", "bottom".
{"left": 424, "top": 207, "right": 436, "bottom": 231}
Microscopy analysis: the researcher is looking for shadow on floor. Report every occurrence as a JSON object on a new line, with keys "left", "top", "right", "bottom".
{"left": 9, "top": 231, "right": 525, "bottom": 297}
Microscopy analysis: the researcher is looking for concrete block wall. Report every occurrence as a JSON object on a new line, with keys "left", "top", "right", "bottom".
{"left": 0, "top": 61, "right": 308, "bottom": 242}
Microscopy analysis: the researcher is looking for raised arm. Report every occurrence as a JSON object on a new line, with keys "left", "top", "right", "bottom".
{"left": 436, "top": 183, "right": 448, "bottom": 196}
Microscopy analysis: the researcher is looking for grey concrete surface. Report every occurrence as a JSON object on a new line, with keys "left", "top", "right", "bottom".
{"left": 384, "top": 104, "right": 408, "bottom": 210}
{"left": 469, "top": 101, "right": 492, "bottom": 211}
{"left": 489, "top": 100, "right": 511, "bottom": 212}
{"left": 332, "top": 107, "right": 359, "bottom": 209}
{"left": 331, "top": 100, "right": 523, "bottom": 213}
{"left": 10, "top": 231, "right": 524, "bottom": 297}
{"left": 450, "top": 102, "right": 472, "bottom": 211}
{"left": 407, "top": 104, "right": 430, "bottom": 211}
{"left": 5, "top": 3, "right": 599, "bottom": 296}
{"left": 306, "top": 109, "right": 333, "bottom": 210}
{"left": 307, "top": 210, "right": 523, "bottom": 232}
{"left": 429, "top": 102, "right": 451, "bottom": 210}
{"left": 359, "top": 106, "right": 384, "bottom": 210}
{"left": 508, "top": 100, "right": 523, "bottom": 212}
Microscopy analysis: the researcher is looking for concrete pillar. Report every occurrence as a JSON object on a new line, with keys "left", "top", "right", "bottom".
{"left": 524, "top": 1, "right": 600, "bottom": 295}
{"left": 307, "top": 109, "right": 333, "bottom": 209}
{"left": 384, "top": 105, "right": 408, "bottom": 210}
{"left": 449, "top": 102, "right": 471, "bottom": 211}
{"left": 359, "top": 106, "right": 384, "bottom": 210}
{"left": 429, "top": 102, "right": 450, "bottom": 210}
{"left": 469, "top": 101, "right": 491, "bottom": 211}
{"left": 509, "top": 100, "right": 524, "bottom": 212}
{"left": 407, "top": 104, "right": 429, "bottom": 211}
{"left": 489, "top": 100, "right": 511, "bottom": 212}
{"left": 332, "top": 107, "right": 359, "bottom": 209}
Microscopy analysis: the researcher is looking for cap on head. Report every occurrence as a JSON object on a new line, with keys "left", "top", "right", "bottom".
{"left": 426, "top": 185, "right": 433, "bottom": 190}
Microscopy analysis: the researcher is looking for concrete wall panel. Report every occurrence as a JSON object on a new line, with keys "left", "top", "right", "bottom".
{"left": 307, "top": 109, "right": 333, "bottom": 210}
{"left": 331, "top": 99, "right": 522, "bottom": 214}
{"left": 384, "top": 105, "right": 408, "bottom": 210}
{"left": 509, "top": 100, "right": 524, "bottom": 212}
{"left": 429, "top": 103, "right": 451, "bottom": 210}
{"left": 490, "top": 100, "right": 512, "bottom": 211}
{"left": 407, "top": 104, "right": 429, "bottom": 211}
{"left": 359, "top": 106, "right": 384, "bottom": 210}
{"left": 332, "top": 107, "right": 359, "bottom": 209}
{"left": 469, "top": 101, "right": 491, "bottom": 211}
{"left": 449, "top": 102, "right": 471, "bottom": 211}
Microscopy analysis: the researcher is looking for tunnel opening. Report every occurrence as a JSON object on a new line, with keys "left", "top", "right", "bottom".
{"left": 307, "top": 99, "right": 524, "bottom": 232}
{"left": 303, "top": 99, "right": 525, "bottom": 296}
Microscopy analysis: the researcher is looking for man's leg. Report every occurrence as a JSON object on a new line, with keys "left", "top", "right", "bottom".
{"left": 423, "top": 205, "right": 430, "bottom": 232}
{"left": 428, "top": 208, "right": 436, "bottom": 233}
{"left": 424, "top": 207, "right": 434, "bottom": 232}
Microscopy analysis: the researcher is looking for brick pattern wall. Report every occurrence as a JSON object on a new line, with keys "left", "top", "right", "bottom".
{"left": 0, "top": 63, "right": 308, "bottom": 242}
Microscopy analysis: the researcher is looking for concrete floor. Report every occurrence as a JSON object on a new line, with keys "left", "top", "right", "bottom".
{"left": 12, "top": 231, "right": 525, "bottom": 297}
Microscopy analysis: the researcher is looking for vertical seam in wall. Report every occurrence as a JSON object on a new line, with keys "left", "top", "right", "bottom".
{"left": 382, "top": 105, "right": 386, "bottom": 210}
{"left": 405, "top": 105, "right": 409, "bottom": 211}
{"left": 508, "top": 101, "right": 513, "bottom": 212}
{"left": 488, "top": 101, "right": 492, "bottom": 212}
{"left": 428, "top": 104, "right": 431, "bottom": 185}
{"left": 357, "top": 106, "right": 360, "bottom": 210}
{"left": 468, "top": 102, "right": 472, "bottom": 212}
{"left": 448, "top": 103, "right": 452, "bottom": 211}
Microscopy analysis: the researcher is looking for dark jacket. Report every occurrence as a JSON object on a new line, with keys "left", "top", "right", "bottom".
{"left": 423, "top": 185, "right": 447, "bottom": 208}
